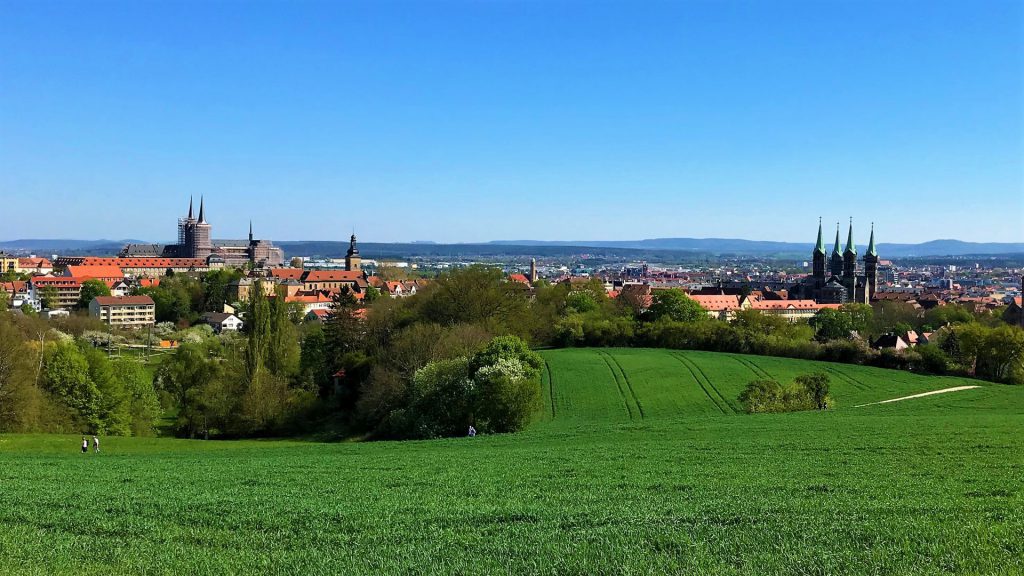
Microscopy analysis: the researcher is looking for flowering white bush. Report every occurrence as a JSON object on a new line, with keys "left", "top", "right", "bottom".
{"left": 475, "top": 356, "right": 527, "bottom": 384}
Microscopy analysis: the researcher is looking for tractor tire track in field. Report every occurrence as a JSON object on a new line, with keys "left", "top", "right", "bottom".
{"left": 669, "top": 352, "right": 729, "bottom": 415}
{"left": 733, "top": 355, "right": 773, "bottom": 381}
{"left": 680, "top": 354, "right": 739, "bottom": 413}
{"left": 597, "top": 351, "right": 635, "bottom": 420}
{"left": 543, "top": 359, "right": 557, "bottom": 419}
{"left": 605, "top": 352, "right": 645, "bottom": 419}
{"left": 822, "top": 364, "right": 867, "bottom": 391}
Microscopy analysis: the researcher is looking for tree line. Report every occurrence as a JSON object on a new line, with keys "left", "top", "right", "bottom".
{"left": 2, "top": 265, "right": 1021, "bottom": 438}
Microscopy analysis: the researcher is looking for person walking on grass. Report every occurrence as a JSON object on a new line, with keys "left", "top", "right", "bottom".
{"left": 92, "top": 436, "right": 100, "bottom": 453}
{"left": 468, "top": 425, "right": 477, "bottom": 437}
{"left": 81, "top": 436, "right": 88, "bottom": 454}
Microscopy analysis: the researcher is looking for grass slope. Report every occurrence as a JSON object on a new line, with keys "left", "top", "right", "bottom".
{"left": 1, "top": 348, "right": 1022, "bottom": 575}
{"left": 539, "top": 348, "right": 985, "bottom": 425}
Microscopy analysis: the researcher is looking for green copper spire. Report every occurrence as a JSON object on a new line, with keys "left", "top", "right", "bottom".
{"left": 814, "top": 218, "right": 825, "bottom": 254}
{"left": 866, "top": 223, "right": 877, "bottom": 257}
{"left": 844, "top": 218, "right": 857, "bottom": 255}
{"left": 832, "top": 223, "right": 842, "bottom": 256}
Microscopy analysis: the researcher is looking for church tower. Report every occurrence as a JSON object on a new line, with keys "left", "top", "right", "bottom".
{"left": 863, "top": 223, "right": 879, "bottom": 303}
{"left": 177, "top": 196, "right": 197, "bottom": 257}
{"left": 529, "top": 258, "right": 538, "bottom": 283}
{"left": 829, "top": 223, "right": 843, "bottom": 278}
{"left": 247, "top": 220, "right": 256, "bottom": 266}
{"left": 842, "top": 219, "right": 857, "bottom": 297}
{"left": 192, "top": 196, "right": 213, "bottom": 260}
{"left": 345, "top": 234, "right": 362, "bottom": 272}
{"left": 811, "top": 218, "right": 826, "bottom": 285}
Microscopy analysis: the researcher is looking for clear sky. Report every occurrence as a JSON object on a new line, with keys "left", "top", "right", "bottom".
{"left": 1, "top": 0, "right": 1021, "bottom": 244}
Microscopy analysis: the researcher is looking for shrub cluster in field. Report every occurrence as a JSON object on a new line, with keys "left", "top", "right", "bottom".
{"left": 738, "top": 372, "right": 832, "bottom": 414}
{"left": 376, "top": 336, "right": 543, "bottom": 438}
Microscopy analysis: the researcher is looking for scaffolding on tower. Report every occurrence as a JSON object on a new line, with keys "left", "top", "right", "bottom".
{"left": 178, "top": 218, "right": 188, "bottom": 247}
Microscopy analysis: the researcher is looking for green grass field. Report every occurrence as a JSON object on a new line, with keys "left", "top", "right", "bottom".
{"left": 2, "top": 348, "right": 1022, "bottom": 575}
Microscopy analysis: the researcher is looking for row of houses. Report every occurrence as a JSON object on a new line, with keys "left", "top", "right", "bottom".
{"left": 230, "top": 269, "right": 430, "bottom": 316}
{"left": 0, "top": 254, "right": 53, "bottom": 275}
{"left": 607, "top": 283, "right": 842, "bottom": 322}
{"left": 8, "top": 265, "right": 156, "bottom": 310}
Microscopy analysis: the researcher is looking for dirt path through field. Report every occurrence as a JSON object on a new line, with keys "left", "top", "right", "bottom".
{"left": 854, "top": 386, "right": 981, "bottom": 408}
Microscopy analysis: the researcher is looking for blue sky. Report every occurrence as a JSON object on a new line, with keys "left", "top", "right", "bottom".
{"left": 1, "top": 0, "right": 1021, "bottom": 243}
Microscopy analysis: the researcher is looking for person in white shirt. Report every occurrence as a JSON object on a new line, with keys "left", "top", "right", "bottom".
{"left": 81, "top": 437, "right": 88, "bottom": 454}
{"left": 92, "top": 436, "right": 100, "bottom": 453}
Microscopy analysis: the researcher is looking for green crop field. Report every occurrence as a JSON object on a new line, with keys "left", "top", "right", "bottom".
{"left": 2, "top": 348, "right": 1022, "bottom": 575}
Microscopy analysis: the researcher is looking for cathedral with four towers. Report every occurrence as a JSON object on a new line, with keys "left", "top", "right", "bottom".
{"left": 796, "top": 219, "right": 879, "bottom": 305}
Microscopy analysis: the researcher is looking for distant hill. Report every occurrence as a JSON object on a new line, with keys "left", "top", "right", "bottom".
{"left": 0, "top": 239, "right": 145, "bottom": 255}
{"left": 277, "top": 241, "right": 685, "bottom": 260}
{"left": 490, "top": 238, "right": 1024, "bottom": 257}
{"left": 3, "top": 237, "right": 1022, "bottom": 259}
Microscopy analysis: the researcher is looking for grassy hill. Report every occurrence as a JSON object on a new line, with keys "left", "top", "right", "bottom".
{"left": 1, "top": 349, "right": 1022, "bottom": 575}
{"left": 537, "top": 348, "right": 990, "bottom": 424}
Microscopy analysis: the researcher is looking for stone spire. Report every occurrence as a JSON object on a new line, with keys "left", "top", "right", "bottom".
{"left": 197, "top": 196, "right": 206, "bottom": 224}
{"left": 249, "top": 220, "right": 253, "bottom": 243}
{"left": 814, "top": 217, "right": 825, "bottom": 255}
{"left": 843, "top": 218, "right": 856, "bottom": 255}
{"left": 188, "top": 196, "right": 194, "bottom": 220}
{"left": 832, "top": 223, "right": 842, "bottom": 257}
{"left": 866, "top": 222, "right": 877, "bottom": 257}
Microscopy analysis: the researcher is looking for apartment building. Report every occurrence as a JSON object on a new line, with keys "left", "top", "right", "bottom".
{"left": 28, "top": 276, "right": 83, "bottom": 309}
{"left": 89, "top": 295, "right": 156, "bottom": 327}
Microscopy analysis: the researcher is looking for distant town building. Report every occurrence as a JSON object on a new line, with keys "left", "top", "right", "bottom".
{"left": 29, "top": 276, "right": 83, "bottom": 309}
{"left": 55, "top": 256, "right": 208, "bottom": 276}
{"left": 89, "top": 295, "right": 156, "bottom": 327}
{"left": 872, "top": 333, "right": 910, "bottom": 351}
{"left": 0, "top": 252, "right": 17, "bottom": 274}
{"left": 119, "top": 197, "right": 284, "bottom": 267}
{"left": 199, "top": 312, "right": 244, "bottom": 333}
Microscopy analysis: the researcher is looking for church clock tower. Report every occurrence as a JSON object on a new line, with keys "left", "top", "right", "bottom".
{"left": 345, "top": 234, "right": 362, "bottom": 272}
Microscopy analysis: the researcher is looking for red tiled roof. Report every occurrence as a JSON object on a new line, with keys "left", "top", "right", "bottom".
{"left": 688, "top": 295, "right": 742, "bottom": 311}
{"left": 75, "top": 257, "right": 206, "bottom": 268}
{"left": 309, "top": 308, "right": 368, "bottom": 320}
{"left": 138, "top": 278, "right": 160, "bottom": 287}
{"left": 65, "top": 265, "right": 125, "bottom": 280}
{"left": 18, "top": 257, "right": 51, "bottom": 268}
{"left": 508, "top": 273, "right": 530, "bottom": 284}
{"left": 270, "top": 268, "right": 303, "bottom": 280}
{"left": 302, "top": 270, "right": 363, "bottom": 282}
{"left": 286, "top": 293, "right": 334, "bottom": 304}
{"left": 1, "top": 281, "right": 27, "bottom": 293}
{"left": 93, "top": 295, "right": 155, "bottom": 306}
{"left": 749, "top": 299, "right": 822, "bottom": 311}
{"left": 30, "top": 277, "right": 83, "bottom": 287}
